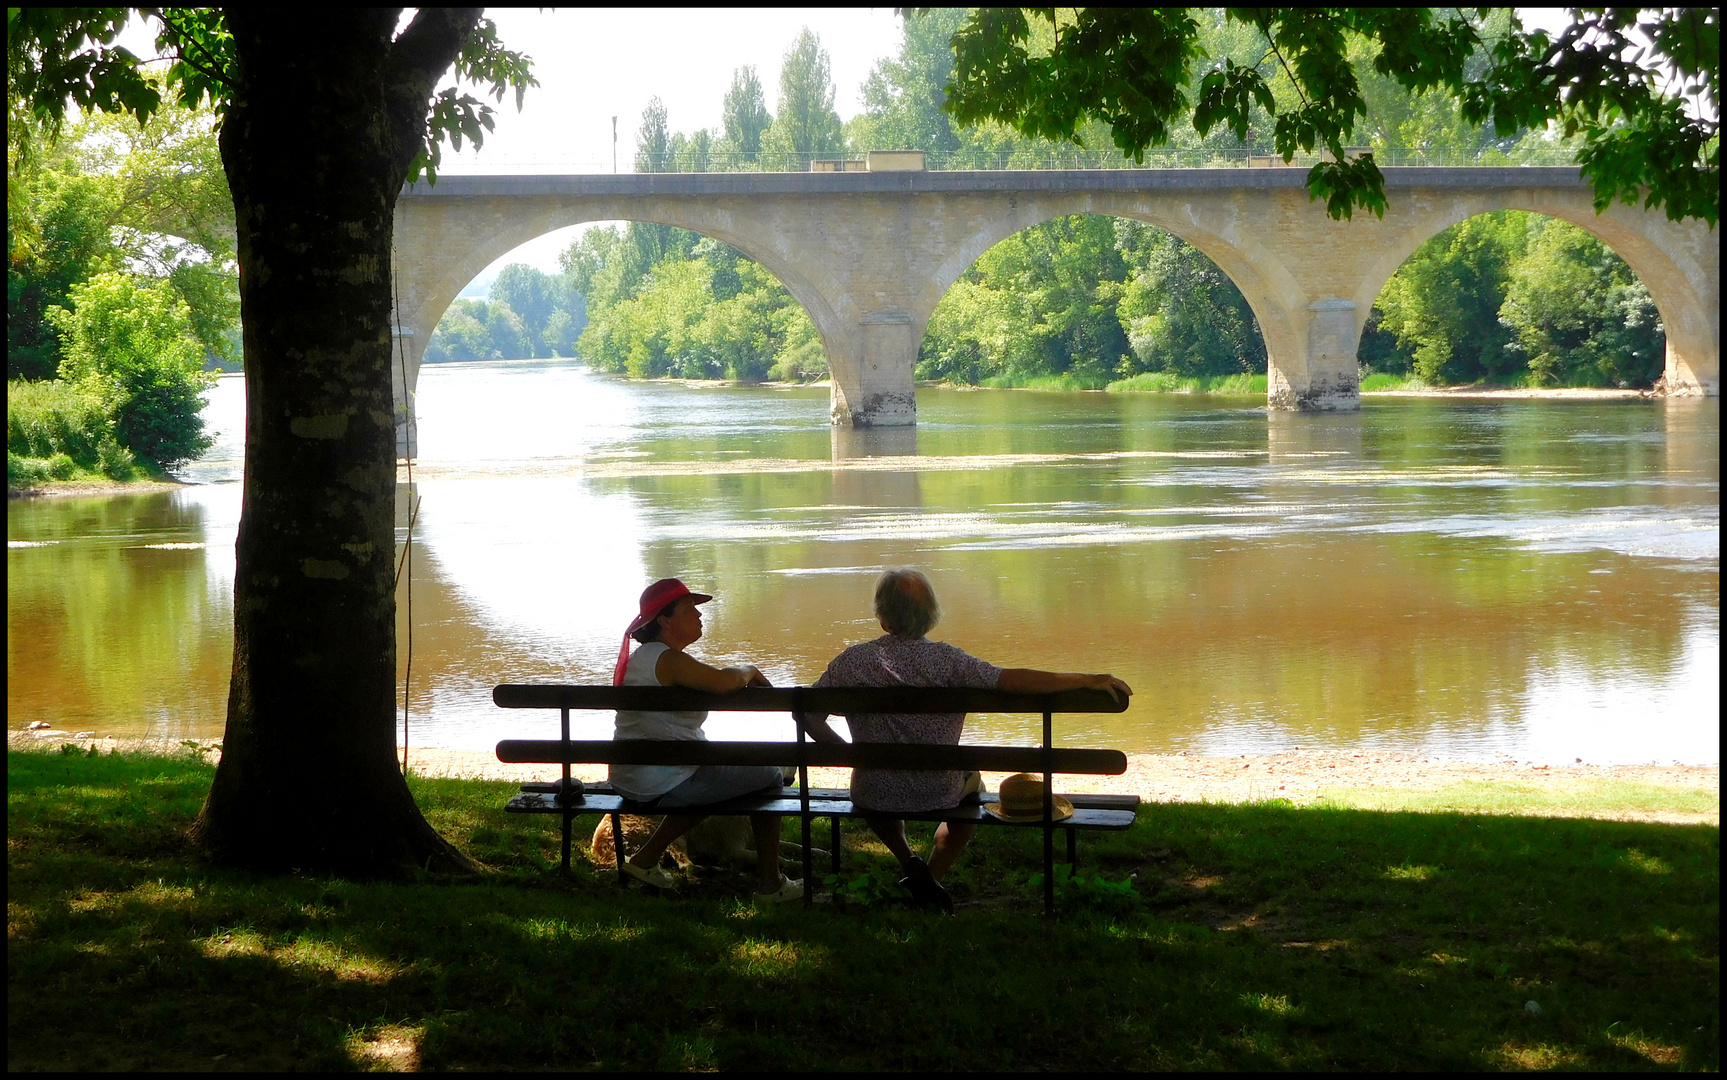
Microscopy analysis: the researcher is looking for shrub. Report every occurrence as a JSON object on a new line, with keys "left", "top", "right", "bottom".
{"left": 6, "top": 378, "right": 113, "bottom": 465}
{"left": 1359, "top": 372, "right": 1429, "bottom": 392}
{"left": 1110, "top": 371, "right": 1191, "bottom": 393}
{"left": 97, "top": 437, "right": 138, "bottom": 480}
{"left": 8, "top": 452, "right": 51, "bottom": 488}
{"left": 1106, "top": 372, "right": 1266, "bottom": 394}
{"left": 47, "top": 272, "right": 215, "bottom": 469}
{"left": 1204, "top": 372, "right": 1267, "bottom": 395}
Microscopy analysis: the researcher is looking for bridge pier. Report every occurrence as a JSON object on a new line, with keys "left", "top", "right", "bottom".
{"left": 1267, "top": 298, "right": 1364, "bottom": 411}
{"left": 829, "top": 310, "right": 919, "bottom": 426}
{"left": 390, "top": 325, "right": 422, "bottom": 459}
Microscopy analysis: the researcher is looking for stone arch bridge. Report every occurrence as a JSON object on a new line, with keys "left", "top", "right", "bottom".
{"left": 390, "top": 168, "right": 1718, "bottom": 455}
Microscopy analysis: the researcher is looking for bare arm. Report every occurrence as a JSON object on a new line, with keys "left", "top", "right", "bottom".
{"left": 655, "top": 649, "right": 771, "bottom": 693}
{"left": 997, "top": 668, "right": 1133, "bottom": 703}
{"left": 800, "top": 713, "right": 847, "bottom": 744}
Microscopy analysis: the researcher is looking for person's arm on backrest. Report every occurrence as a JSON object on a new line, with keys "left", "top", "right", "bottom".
{"left": 656, "top": 649, "right": 770, "bottom": 693}
{"left": 800, "top": 712, "right": 847, "bottom": 744}
{"left": 997, "top": 667, "right": 1133, "bottom": 703}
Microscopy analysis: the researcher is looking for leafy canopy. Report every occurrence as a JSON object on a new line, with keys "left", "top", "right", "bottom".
{"left": 7, "top": 6, "right": 536, "bottom": 185}
{"left": 937, "top": 7, "right": 1719, "bottom": 224}
{"left": 47, "top": 270, "right": 216, "bottom": 469}
{"left": 8, "top": 85, "right": 240, "bottom": 379}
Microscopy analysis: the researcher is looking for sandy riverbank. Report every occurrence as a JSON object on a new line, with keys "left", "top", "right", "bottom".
{"left": 14, "top": 730, "right": 1715, "bottom": 826}
{"left": 7, "top": 478, "right": 186, "bottom": 500}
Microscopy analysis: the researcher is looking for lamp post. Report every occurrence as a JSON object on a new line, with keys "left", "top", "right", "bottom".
{"left": 612, "top": 116, "right": 617, "bottom": 173}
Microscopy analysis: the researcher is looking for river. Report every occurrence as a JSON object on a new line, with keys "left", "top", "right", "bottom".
{"left": 7, "top": 359, "right": 1719, "bottom": 764}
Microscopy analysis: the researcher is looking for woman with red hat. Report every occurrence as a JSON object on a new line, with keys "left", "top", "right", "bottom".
{"left": 609, "top": 577, "right": 802, "bottom": 905}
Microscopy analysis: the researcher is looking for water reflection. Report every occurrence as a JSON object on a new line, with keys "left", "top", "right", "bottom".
{"left": 1266, "top": 410, "right": 1362, "bottom": 463}
{"left": 7, "top": 361, "right": 1718, "bottom": 765}
{"left": 8, "top": 485, "right": 240, "bottom": 739}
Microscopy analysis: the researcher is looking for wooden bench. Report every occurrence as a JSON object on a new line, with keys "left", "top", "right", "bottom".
{"left": 494, "top": 685, "right": 1137, "bottom": 914}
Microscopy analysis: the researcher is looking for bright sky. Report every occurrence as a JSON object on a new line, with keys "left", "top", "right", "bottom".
{"left": 440, "top": 8, "right": 904, "bottom": 171}
{"left": 111, "top": 9, "right": 1626, "bottom": 285}
{"left": 438, "top": 8, "right": 906, "bottom": 280}
{"left": 117, "top": 9, "right": 906, "bottom": 279}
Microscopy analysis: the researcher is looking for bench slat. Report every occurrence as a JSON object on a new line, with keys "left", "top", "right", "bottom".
{"left": 493, "top": 684, "right": 1127, "bottom": 715}
{"left": 518, "top": 781, "right": 1141, "bottom": 813}
{"left": 504, "top": 791, "right": 1137, "bottom": 831}
{"left": 496, "top": 739, "right": 1126, "bottom": 775}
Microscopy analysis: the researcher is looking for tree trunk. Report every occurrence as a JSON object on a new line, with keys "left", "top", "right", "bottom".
{"left": 188, "top": 10, "right": 479, "bottom": 875}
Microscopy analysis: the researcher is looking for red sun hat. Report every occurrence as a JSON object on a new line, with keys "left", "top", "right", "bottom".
{"left": 614, "top": 578, "right": 714, "bottom": 685}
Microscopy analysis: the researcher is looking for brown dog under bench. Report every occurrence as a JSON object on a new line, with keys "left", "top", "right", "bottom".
{"left": 493, "top": 684, "right": 1138, "bottom": 915}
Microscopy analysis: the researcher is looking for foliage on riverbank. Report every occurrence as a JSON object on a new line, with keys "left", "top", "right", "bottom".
{"left": 9, "top": 747, "right": 1717, "bottom": 1071}
{"left": 8, "top": 79, "right": 237, "bottom": 382}
{"left": 6, "top": 272, "right": 215, "bottom": 491}
{"left": 8, "top": 84, "right": 226, "bottom": 491}
{"left": 6, "top": 378, "right": 144, "bottom": 489}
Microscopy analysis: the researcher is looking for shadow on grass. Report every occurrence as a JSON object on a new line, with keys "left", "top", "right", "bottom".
{"left": 8, "top": 750, "right": 1719, "bottom": 1071}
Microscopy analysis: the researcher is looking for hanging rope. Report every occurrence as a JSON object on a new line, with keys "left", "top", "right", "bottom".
{"left": 392, "top": 243, "right": 418, "bottom": 778}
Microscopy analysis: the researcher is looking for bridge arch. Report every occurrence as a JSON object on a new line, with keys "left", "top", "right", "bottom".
{"left": 914, "top": 206, "right": 1280, "bottom": 387}
{"left": 1351, "top": 189, "right": 1717, "bottom": 394}
{"left": 395, "top": 204, "right": 842, "bottom": 366}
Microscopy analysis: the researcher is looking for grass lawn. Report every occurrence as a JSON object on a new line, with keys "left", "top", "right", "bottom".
{"left": 8, "top": 748, "right": 1718, "bottom": 1071}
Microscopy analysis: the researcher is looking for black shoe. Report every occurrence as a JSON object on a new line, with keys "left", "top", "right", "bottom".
{"left": 898, "top": 856, "right": 954, "bottom": 914}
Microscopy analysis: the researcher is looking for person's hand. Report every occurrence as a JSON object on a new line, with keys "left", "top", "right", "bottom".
{"left": 1089, "top": 674, "right": 1132, "bottom": 703}
{"left": 731, "top": 664, "right": 772, "bottom": 688}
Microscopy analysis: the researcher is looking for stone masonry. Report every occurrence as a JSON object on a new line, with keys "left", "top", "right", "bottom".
{"left": 390, "top": 168, "right": 1719, "bottom": 455}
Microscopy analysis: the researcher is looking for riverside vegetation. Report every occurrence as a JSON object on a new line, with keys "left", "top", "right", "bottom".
{"left": 8, "top": 745, "right": 1717, "bottom": 1070}
{"left": 433, "top": 11, "right": 1663, "bottom": 394}
{"left": 7, "top": 81, "right": 229, "bottom": 492}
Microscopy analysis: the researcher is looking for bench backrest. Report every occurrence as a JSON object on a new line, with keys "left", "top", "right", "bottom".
{"left": 495, "top": 739, "right": 1125, "bottom": 774}
{"left": 493, "top": 684, "right": 1128, "bottom": 716}
{"left": 493, "top": 684, "right": 1129, "bottom": 776}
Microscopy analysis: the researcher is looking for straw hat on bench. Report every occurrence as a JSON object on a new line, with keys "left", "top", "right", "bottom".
{"left": 984, "top": 772, "right": 1074, "bottom": 822}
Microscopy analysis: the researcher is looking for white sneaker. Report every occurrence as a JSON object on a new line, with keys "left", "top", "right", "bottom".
{"left": 753, "top": 874, "right": 805, "bottom": 907}
{"left": 621, "top": 861, "right": 676, "bottom": 889}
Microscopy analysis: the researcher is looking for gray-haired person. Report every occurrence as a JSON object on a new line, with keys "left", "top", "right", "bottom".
{"left": 803, "top": 568, "right": 1131, "bottom": 911}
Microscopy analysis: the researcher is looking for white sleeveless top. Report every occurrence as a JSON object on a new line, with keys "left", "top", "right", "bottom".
{"left": 609, "top": 641, "right": 707, "bottom": 800}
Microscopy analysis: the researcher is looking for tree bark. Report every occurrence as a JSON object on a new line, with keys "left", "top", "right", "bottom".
{"left": 188, "top": 9, "right": 482, "bottom": 875}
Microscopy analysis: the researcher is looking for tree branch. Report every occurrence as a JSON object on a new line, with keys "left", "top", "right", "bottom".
{"left": 383, "top": 7, "right": 483, "bottom": 181}
{"left": 142, "top": 7, "right": 231, "bottom": 89}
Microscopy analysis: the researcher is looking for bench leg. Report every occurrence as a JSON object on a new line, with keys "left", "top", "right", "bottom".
{"left": 830, "top": 817, "right": 841, "bottom": 877}
{"left": 610, "top": 812, "right": 625, "bottom": 886}
{"left": 1044, "top": 823, "right": 1055, "bottom": 918}
{"left": 561, "top": 809, "right": 572, "bottom": 876}
{"left": 801, "top": 810, "right": 813, "bottom": 908}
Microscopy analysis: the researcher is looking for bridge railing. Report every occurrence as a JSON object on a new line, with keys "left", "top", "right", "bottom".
{"left": 430, "top": 144, "right": 1582, "bottom": 176}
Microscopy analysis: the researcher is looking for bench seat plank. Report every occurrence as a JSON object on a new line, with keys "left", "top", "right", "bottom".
{"left": 497, "top": 739, "right": 1125, "bottom": 775}
{"left": 517, "top": 780, "right": 1140, "bottom": 814}
{"left": 504, "top": 791, "right": 1137, "bottom": 831}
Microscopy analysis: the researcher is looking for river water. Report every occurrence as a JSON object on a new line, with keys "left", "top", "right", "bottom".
{"left": 8, "top": 359, "right": 1719, "bottom": 764}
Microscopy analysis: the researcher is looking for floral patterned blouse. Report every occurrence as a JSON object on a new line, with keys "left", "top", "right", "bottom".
{"left": 811, "top": 634, "right": 1002, "bottom": 813}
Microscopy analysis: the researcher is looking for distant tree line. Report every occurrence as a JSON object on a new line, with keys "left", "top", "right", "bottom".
{"left": 422, "top": 263, "right": 586, "bottom": 363}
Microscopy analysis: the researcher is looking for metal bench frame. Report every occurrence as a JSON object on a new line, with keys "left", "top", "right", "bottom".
{"left": 494, "top": 684, "right": 1136, "bottom": 915}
